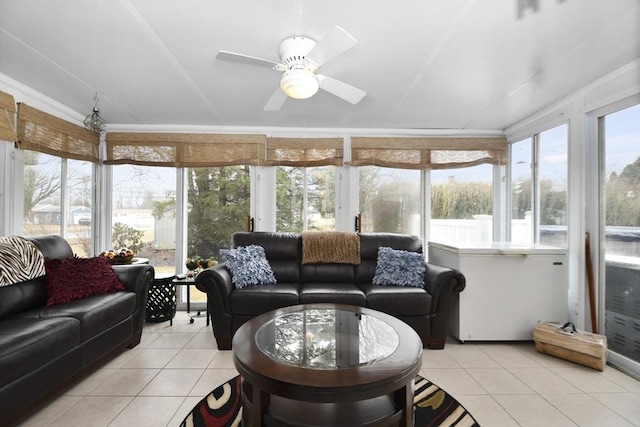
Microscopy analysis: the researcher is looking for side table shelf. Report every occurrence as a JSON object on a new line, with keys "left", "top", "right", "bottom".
{"left": 145, "top": 272, "right": 177, "bottom": 325}
{"left": 172, "top": 277, "right": 209, "bottom": 326}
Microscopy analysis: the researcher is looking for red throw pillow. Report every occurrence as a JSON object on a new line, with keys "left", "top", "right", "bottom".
{"left": 45, "top": 256, "right": 125, "bottom": 306}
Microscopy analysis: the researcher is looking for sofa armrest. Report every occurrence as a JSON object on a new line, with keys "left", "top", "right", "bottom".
{"left": 195, "top": 264, "right": 234, "bottom": 313}
{"left": 423, "top": 262, "right": 466, "bottom": 341}
{"left": 195, "top": 264, "right": 235, "bottom": 349}
{"left": 424, "top": 262, "right": 465, "bottom": 298}
{"left": 112, "top": 264, "right": 155, "bottom": 341}
{"left": 113, "top": 264, "right": 155, "bottom": 296}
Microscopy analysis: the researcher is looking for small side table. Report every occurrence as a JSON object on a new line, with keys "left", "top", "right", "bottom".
{"left": 172, "top": 277, "right": 209, "bottom": 325}
{"left": 145, "top": 272, "right": 177, "bottom": 325}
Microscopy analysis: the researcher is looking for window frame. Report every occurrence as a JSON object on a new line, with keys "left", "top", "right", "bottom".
{"left": 507, "top": 121, "right": 570, "bottom": 245}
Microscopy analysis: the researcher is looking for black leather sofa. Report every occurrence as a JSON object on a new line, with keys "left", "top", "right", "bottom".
{"left": 196, "top": 232, "right": 465, "bottom": 350}
{"left": 0, "top": 235, "right": 154, "bottom": 426}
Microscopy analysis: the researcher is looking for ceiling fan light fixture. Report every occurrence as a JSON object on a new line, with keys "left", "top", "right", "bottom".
{"left": 280, "top": 69, "right": 319, "bottom": 99}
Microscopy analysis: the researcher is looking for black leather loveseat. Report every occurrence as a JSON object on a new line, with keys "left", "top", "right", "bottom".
{"left": 0, "top": 235, "right": 154, "bottom": 426}
{"left": 196, "top": 232, "right": 465, "bottom": 350}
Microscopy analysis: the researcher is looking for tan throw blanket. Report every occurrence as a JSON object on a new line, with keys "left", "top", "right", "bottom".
{"left": 0, "top": 235, "right": 46, "bottom": 287}
{"left": 302, "top": 231, "right": 360, "bottom": 265}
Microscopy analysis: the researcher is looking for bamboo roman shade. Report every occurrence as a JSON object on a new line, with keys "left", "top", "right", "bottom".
{"left": 105, "top": 132, "right": 267, "bottom": 167}
{"left": 348, "top": 136, "right": 507, "bottom": 169}
{"left": 266, "top": 137, "right": 343, "bottom": 166}
{"left": 0, "top": 91, "right": 16, "bottom": 142}
{"left": 16, "top": 103, "right": 99, "bottom": 162}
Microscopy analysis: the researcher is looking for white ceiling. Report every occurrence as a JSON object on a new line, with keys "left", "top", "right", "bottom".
{"left": 1, "top": 0, "right": 638, "bottom": 132}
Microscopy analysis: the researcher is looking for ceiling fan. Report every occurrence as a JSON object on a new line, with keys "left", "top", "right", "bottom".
{"left": 216, "top": 26, "right": 367, "bottom": 111}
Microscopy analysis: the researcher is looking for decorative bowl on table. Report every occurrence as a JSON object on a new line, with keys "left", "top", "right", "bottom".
{"left": 100, "top": 248, "right": 135, "bottom": 264}
{"left": 185, "top": 256, "right": 217, "bottom": 275}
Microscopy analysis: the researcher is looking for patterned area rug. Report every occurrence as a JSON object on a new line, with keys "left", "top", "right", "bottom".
{"left": 180, "top": 375, "right": 480, "bottom": 427}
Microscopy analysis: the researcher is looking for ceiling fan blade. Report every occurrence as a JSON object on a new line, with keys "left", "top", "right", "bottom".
{"left": 216, "top": 50, "right": 280, "bottom": 69}
{"left": 263, "top": 88, "right": 288, "bottom": 111}
{"left": 317, "top": 75, "right": 366, "bottom": 104}
{"left": 305, "top": 26, "right": 357, "bottom": 68}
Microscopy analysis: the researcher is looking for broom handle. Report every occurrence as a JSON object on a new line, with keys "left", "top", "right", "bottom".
{"left": 585, "top": 232, "right": 598, "bottom": 334}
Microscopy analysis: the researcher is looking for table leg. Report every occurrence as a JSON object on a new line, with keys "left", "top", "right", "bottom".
{"left": 241, "top": 378, "right": 269, "bottom": 427}
{"left": 186, "top": 284, "right": 194, "bottom": 324}
{"left": 396, "top": 382, "right": 414, "bottom": 427}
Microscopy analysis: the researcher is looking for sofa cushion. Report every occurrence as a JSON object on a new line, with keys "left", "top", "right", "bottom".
{"left": 220, "top": 245, "right": 277, "bottom": 289}
{"left": 0, "top": 277, "right": 48, "bottom": 320}
{"left": 301, "top": 264, "right": 355, "bottom": 284}
{"left": 229, "top": 283, "right": 299, "bottom": 316}
{"left": 45, "top": 256, "right": 125, "bottom": 306}
{"left": 360, "top": 284, "right": 432, "bottom": 316}
{"left": 13, "top": 292, "right": 136, "bottom": 342}
{"left": 372, "top": 247, "right": 426, "bottom": 287}
{"left": 0, "top": 317, "right": 81, "bottom": 386}
{"left": 355, "top": 233, "right": 423, "bottom": 284}
{"left": 299, "top": 284, "right": 366, "bottom": 306}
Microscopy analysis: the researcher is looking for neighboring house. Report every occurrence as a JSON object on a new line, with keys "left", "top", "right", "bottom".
{"left": 27, "top": 205, "right": 91, "bottom": 225}
{"left": 72, "top": 206, "right": 91, "bottom": 225}
{"left": 28, "top": 204, "right": 61, "bottom": 225}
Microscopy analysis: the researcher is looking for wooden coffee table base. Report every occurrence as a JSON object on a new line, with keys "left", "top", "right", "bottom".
{"left": 233, "top": 304, "right": 422, "bottom": 427}
{"left": 242, "top": 378, "right": 413, "bottom": 427}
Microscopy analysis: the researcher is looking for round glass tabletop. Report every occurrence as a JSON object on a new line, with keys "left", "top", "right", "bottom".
{"left": 255, "top": 308, "right": 400, "bottom": 369}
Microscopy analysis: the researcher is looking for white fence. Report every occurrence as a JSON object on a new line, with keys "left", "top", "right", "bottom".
{"left": 430, "top": 213, "right": 533, "bottom": 244}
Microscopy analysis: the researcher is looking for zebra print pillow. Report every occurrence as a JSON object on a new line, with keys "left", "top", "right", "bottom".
{"left": 0, "top": 235, "right": 46, "bottom": 287}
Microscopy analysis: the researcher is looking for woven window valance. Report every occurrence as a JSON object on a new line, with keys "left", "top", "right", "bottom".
{"left": 16, "top": 103, "right": 99, "bottom": 162}
{"left": 348, "top": 136, "right": 507, "bottom": 169}
{"left": 0, "top": 91, "right": 16, "bottom": 142}
{"left": 105, "top": 132, "right": 267, "bottom": 167}
{"left": 266, "top": 137, "right": 343, "bottom": 167}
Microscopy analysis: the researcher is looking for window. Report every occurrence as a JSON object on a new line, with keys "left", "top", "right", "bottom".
{"left": 350, "top": 136, "right": 505, "bottom": 238}
{"left": 23, "top": 151, "right": 62, "bottom": 235}
{"left": 186, "top": 166, "right": 250, "bottom": 306}
{"left": 276, "top": 166, "right": 335, "bottom": 232}
{"left": 359, "top": 167, "right": 420, "bottom": 234}
{"left": 17, "top": 102, "right": 98, "bottom": 256}
{"left": 538, "top": 125, "right": 568, "bottom": 246}
{"left": 430, "top": 164, "right": 494, "bottom": 243}
{"left": 111, "top": 165, "right": 176, "bottom": 272}
{"left": 599, "top": 103, "right": 640, "bottom": 365}
{"left": 22, "top": 151, "right": 93, "bottom": 256}
{"left": 186, "top": 166, "right": 250, "bottom": 257}
{"left": 509, "top": 123, "right": 568, "bottom": 245}
{"left": 510, "top": 138, "right": 533, "bottom": 242}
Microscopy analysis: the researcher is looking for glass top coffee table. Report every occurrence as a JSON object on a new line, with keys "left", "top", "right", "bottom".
{"left": 232, "top": 303, "right": 422, "bottom": 427}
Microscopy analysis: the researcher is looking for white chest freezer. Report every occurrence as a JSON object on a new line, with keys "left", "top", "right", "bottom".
{"left": 428, "top": 241, "right": 569, "bottom": 341}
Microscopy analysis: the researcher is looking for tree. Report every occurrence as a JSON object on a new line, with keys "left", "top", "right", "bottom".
{"left": 606, "top": 156, "right": 640, "bottom": 227}
{"left": 23, "top": 152, "right": 62, "bottom": 215}
{"left": 187, "top": 166, "right": 250, "bottom": 259}
{"left": 358, "top": 167, "right": 421, "bottom": 233}
{"left": 619, "top": 156, "right": 640, "bottom": 182}
{"left": 307, "top": 167, "right": 335, "bottom": 219}
{"left": 539, "top": 179, "right": 567, "bottom": 226}
{"left": 275, "top": 166, "right": 336, "bottom": 231}
{"left": 112, "top": 222, "right": 144, "bottom": 253}
{"left": 152, "top": 192, "right": 176, "bottom": 220}
{"left": 276, "top": 167, "right": 304, "bottom": 231}
{"left": 431, "top": 181, "right": 492, "bottom": 219}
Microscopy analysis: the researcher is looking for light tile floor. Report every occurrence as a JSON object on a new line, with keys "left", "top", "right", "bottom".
{"left": 15, "top": 312, "right": 640, "bottom": 427}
